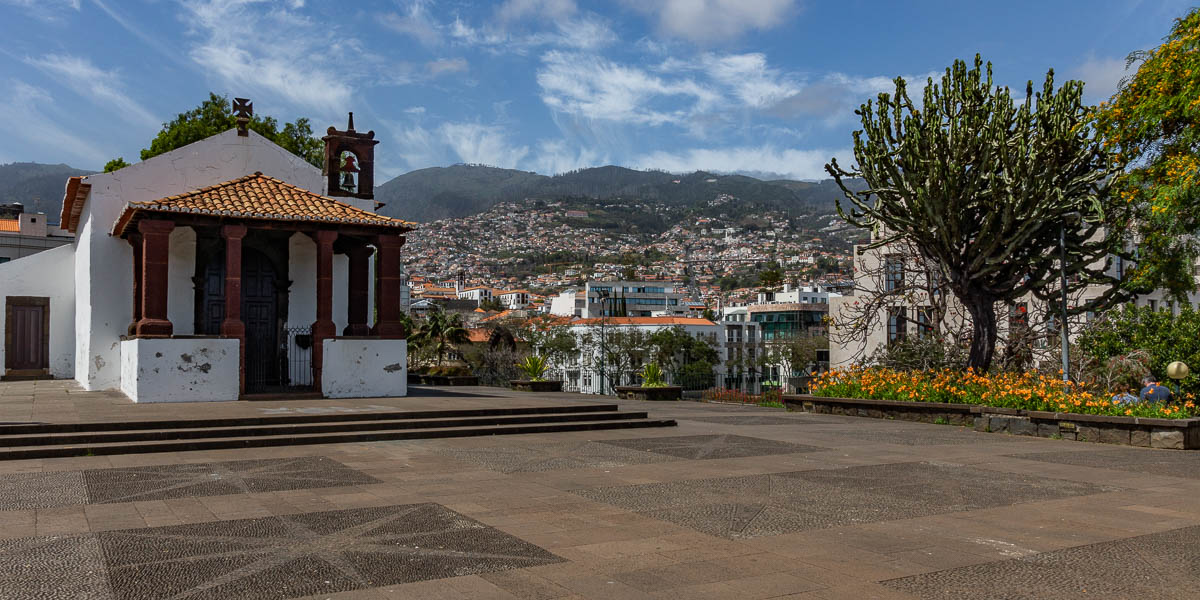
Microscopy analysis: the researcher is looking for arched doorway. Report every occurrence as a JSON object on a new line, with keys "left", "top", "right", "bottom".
{"left": 198, "top": 246, "right": 281, "bottom": 393}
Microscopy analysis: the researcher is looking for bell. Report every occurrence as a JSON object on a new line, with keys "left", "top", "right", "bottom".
{"left": 341, "top": 170, "right": 356, "bottom": 192}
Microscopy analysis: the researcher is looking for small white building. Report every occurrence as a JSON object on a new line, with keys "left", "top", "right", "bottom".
{"left": 559, "top": 315, "right": 762, "bottom": 395}
{"left": 497, "top": 289, "right": 531, "bottom": 309}
{"left": 0, "top": 114, "right": 416, "bottom": 401}
{"left": 456, "top": 286, "right": 493, "bottom": 304}
{"left": 0, "top": 209, "right": 73, "bottom": 264}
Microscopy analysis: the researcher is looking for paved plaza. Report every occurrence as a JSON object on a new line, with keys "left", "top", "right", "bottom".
{"left": 1, "top": 381, "right": 1199, "bottom": 598}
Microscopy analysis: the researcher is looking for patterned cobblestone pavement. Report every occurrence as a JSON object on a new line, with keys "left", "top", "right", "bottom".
{"left": 1, "top": 381, "right": 1199, "bottom": 598}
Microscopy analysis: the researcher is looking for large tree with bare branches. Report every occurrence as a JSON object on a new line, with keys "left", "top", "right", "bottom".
{"left": 826, "top": 55, "right": 1129, "bottom": 372}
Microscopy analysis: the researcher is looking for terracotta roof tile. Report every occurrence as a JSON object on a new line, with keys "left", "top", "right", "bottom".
{"left": 111, "top": 172, "right": 415, "bottom": 236}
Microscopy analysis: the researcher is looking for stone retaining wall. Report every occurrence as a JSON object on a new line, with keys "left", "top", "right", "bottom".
{"left": 783, "top": 395, "right": 1200, "bottom": 450}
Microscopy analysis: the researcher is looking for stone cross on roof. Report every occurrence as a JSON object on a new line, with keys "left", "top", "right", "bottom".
{"left": 233, "top": 97, "right": 252, "bottom": 136}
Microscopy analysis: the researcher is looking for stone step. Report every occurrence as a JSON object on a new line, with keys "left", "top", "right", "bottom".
{"left": 0, "top": 404, "right": 622, "bottom": 435}
{"left": 0, "top": 418, "right": 678, "bottom": 460}
{"left": 0, "top": 411, "right": 652, "bottom": 447}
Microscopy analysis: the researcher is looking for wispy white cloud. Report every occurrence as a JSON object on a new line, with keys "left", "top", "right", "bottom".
{"left": 388, "top": 120, "right": 530, "bottom": 171}
{"left": 24, "top": 54, "right": 160, "bottom": 130}
{"left": 633, "top": 145, "right": 847, "bottom": 180}
{"left": 382, "top": 0, "right": 444, "bottom": 47}
{"left": 1, "top": 0, "right": 80, "bottom": 21}
{"left": 0, "top": 81, "right": 110, "bottom": 167}
{"left": 91, "top": 0, "right": 183, "bottom": 63}
{"left": 449, "top": 13, "right": 614, "bottom": 53}
{"left": 529, "top": 139, "right": 607, "bottom": 175}
{"left": 496, "top": 0, "right": 577, "bottom": 23}
{"left": 182, "top": 0, "right": 355, "bottom": 115}
{"left": 427, "top": 58, "right": 468, "bottom": 76}
{"left": 1073, "top": 55, "right": 1130, "bottom": 103}
{"left": 537, "top": 51, "right": 719, "bottom": 126}
{"left": 623, "top": 0, "right": 798, "bottom": 44}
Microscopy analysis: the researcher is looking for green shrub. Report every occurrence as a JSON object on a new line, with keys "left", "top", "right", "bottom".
{"left": 516, "top": 355, "right": 549, "bottom": 382}
{"left": 1078, "top": 304, "right": 1200, "bottom": 394}
{"left": 640, "top": 363, "right": 667, "bottom": 387}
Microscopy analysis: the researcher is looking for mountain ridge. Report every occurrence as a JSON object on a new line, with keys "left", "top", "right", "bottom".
{"left": 0, "top": 161, "right": 859, "bottom": 226}
{"left": 374, "top": 163, "right": 856, "bottom": 223}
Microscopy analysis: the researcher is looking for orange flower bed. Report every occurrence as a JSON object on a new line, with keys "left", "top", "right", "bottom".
{"left": 811, "top": 367, "right": 1199, "bottom": 419}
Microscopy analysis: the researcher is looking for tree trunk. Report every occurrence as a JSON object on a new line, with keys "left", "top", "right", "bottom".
{"left": 962, "top": 294, "right": 998, "bottom": 372}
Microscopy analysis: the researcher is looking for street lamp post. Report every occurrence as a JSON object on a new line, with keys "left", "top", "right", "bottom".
{"left": 597, "top": 290, "right": 609, "bottom": 395}
{"left": 1059, "top": 212, "right": 1081, "bottom": 384}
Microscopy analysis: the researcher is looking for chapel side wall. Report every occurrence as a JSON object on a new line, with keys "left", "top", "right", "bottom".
{"left": 73, "top": 129, "right": 323, "bottom": 391}
{"left": 288, "top": 233, "right": 317, "bottom": 329}
{"left": 333, "top": 254, "right": 349, "bottom": 333}
{"left": 0, "top": 244, "right": 76, "bottom": 378}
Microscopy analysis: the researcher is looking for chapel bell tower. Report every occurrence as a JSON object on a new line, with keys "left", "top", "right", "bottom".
{"left": 323, "top": 112, "right": 380, "bottom": 200}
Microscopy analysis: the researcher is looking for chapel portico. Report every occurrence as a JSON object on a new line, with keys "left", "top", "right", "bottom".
{"left": 106, "top": 172, "right": 415, "bottom": 401}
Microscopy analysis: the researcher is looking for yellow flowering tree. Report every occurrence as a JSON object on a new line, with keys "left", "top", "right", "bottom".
{"left": 1095, "top": 8, "right": 1200, "bottom": 297}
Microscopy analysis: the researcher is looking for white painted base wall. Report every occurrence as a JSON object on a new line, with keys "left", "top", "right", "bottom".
{"left": 320, "top": 338, "right": 407, "bottom": 399}
{"left": 120, "top": 338, "right": 239, "bottom": 402}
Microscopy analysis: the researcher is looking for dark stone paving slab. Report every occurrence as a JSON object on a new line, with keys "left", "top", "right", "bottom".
{"left": 83, "top": 456, "right": 381, "bottom": 504}
{"left": 93, "top": 503, "right": 563, "bottom": 600}
{"left": 1011, "top": 447, "right": 1200, "bottom": 480}
{"left": 0, "top": 534, "right": 113, "bottom": 599}
{"left": 682, "top": 415, "right": 838, "bottom": 426}
{"left": 0, "top": 470, "right": 88, "bottom": 510}
{"left": 882, "top": 524, "right": 1200, "bottom": 599}
{"left": 434, "top": 441, "right": 680, "bottom": 473}
{"left": 573, "top": 462, "right": 1117, "bottom": 539}
{"left": 600, "top": 434, "right": 825, "bottom": 460}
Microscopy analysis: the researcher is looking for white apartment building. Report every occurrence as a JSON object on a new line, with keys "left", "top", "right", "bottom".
{"left": 497, "top": 289, "right": 531, "bottom": 309}
{"left": 755, "top": 283, "right": 840, "bottom": 306}
{"left": 559, "top": 316, "right": 747, "bottom": 395}
{"left": 455, "top": 286, "right": 493, "bottom": 303}
{"left": 830, "top": 235, "right": 1200, "bottom": 369}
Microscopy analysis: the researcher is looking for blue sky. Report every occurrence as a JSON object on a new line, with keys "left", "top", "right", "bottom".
{"left": 0, "top": 0, "right": 1191, "bottom": 180}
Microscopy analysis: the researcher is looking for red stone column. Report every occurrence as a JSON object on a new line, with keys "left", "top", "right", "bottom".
{"left": 127, "top": 234, "right": 143, "bottom": 336}
{"left": 372, "top": 234, "right": 407, "bottom": 339}
{"left": 135, "top": 219, "right": 175, "bottom": 337}
{"left": 220, "top": 224, "right": 248, "bottom": 395}
{"left": 344, "top": 245, "right": 373, "bottom": 336}
{"left": 311, "top": 230, "right": 338, "bottom": 389}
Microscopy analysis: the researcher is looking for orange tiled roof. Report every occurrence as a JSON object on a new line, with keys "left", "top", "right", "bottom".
{"left": 0, "top": 219, "right": 18, "bottom": 233}
{"left": 572, "top": 316, "right": 716, "bottom": 326}
{"left": 111, "top": 172, "right": 416, "bottom": 236}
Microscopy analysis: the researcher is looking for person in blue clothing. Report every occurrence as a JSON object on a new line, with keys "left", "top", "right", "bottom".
{"left": 1139, "top": 375, "right": 1172, "bottom": 403}
{"left": 1111, "top": 383, "right": 1138, "bottom": 404}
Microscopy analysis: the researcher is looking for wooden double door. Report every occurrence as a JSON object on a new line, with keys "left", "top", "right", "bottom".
{"left": 199, "top": 248, "right": 283, "bottom": 393}
{"left": 4, "top": 297, "right": 49, "bottom": 376}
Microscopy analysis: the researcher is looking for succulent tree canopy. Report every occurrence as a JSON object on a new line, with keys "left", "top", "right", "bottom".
{"left": 826, "top": 55, "right": 1129, "bottom": 372}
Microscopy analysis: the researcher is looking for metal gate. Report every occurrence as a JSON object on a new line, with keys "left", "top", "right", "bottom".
{"left": 285, "top": 325, "right": 313, "bottom": 390}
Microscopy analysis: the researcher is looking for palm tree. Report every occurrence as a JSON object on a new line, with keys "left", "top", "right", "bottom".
{"left": 412, "top": 310, "right": 470, "bottom": 367}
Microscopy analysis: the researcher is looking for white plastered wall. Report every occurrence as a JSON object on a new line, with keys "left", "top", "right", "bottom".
{"left": 73, "top": 129, "right": 323, "bottom": 390}
{"left": 287, "top": 232, "right": 363, "bottom": 333}
{"left": 0, "top": 244, "right": 76, "bottom": 378}
{"left": 167, "top": 227, "right": 197, "bottom": 335}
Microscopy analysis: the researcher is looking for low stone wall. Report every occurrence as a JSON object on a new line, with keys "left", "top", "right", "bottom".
{"left": 321, "top": 338, "right": 407, "bottom": 399}
{"left": 615, "top": 386, "right": 682, "bottom": 401}
{"left": 783, "top": 394, "right": 1200, "bottom": 450}
{"left": 120, "top": 337, "right": 240, "bottom": 402}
